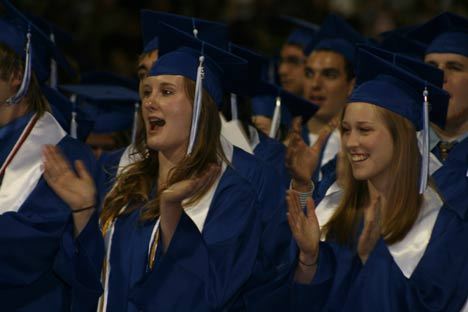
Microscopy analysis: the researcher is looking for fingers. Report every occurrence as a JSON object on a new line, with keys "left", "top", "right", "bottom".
{"left": 43, "top": 145, "right": 70, "bottom": 181}
{"left": 305, "top": 197, "right": 318, "bottom": 223}
{"left": 75, "top": 160, "right": 93, "bottom": 182}
{"left": 291, "top": 117, "right": 302, "bottom": 134}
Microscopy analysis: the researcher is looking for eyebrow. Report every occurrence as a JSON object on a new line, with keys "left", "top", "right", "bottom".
{"left": 159, "top": 81, "right": 177, "bottom": 88}
{"left": 446, "top": 61, "right": 464, "bottom": 68}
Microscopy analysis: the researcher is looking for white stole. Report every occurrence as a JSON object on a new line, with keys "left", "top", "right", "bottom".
{"left": 0, "top": 112, "right": 66, "bottom": 214}
{"left": 315, "top": 184, "right": 443, "bottom": 278}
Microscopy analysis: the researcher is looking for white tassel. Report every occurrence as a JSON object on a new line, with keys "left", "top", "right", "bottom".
{"left": 70, "top": 94, "right": 78, "bottom": 139}
{"left": 230, "top": 93, "right": 238, "bottom": 120}
{"left": 187, "top": 55, "right": 204, "bottom": 155}
{"left": 6, "top": 30, "right": 32, "bottom": 105}
{"left": 419, "top": 87, "right": 430, "bottom": 194}
{"left": 269, "top": 96, "right": 281, "bottom": 138}
{"left": 131, "top": 102, "right": 140, "bottom": 144}
{"left": 49, "top": 33, "right": 58, "bottom": 89}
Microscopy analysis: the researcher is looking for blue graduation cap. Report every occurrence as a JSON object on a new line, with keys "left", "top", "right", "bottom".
{"left": 140, "top": 10, "right": 229, "bottom": 53}
{"left": 304, "top": 14, "right": 367, "bottom": 64}
{"left": 407, "top": 12, "right": 468, "bottom": 57}
{"left": 148, "top": 22, "right": 247, "bottom": 154}
{"left": 24, "top": 13, "right": 75, "bottom": 87}
{"left": 280, "top": 15, "right": 319, "bottom": 48}
{"left": 349, "top": 47, "right": 450, "bottom": 193}
{"left": 357, "top": 44, "right": 448, "bottom": 129}
{"left": 59, "top": 84, "right": 140, "bottom": 142}
{"left": 379, "top": 28, "right": 427, "bottom": 60}
{"left": 0, "top": 0, "right": 64, "bottom": 104}
{"left": 41, "top": 85, "right": 94, "bottom": 141}
{"left": 252, "top": 82, "right": 319, "bottom": 138}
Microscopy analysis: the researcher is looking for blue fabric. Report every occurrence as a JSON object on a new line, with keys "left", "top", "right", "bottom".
{"left": 258, "top": 201, "right": 468, "bottom": 312}
{"left": 254, "top": 130, "right": 290, "bottom": 189}
{"left": 313, "top": 156, "right": 338, "bottom": 204}
{"left": 0, "top": 112, "right": 33, "bottom": 166}
{"left": 432, "top": 136, "right": 468, "bottom": 220}
{"left": 0, "top": 132, "right": 96, "bottom": 311}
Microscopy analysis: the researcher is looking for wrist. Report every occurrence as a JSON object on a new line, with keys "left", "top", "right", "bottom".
{"left": 298, "top": 251, "right": 318, "bottom": 266}
{"left": 291, "top": 179, "right": 314, "bottom": 192}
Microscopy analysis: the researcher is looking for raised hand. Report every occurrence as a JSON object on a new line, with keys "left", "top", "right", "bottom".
{"left": 286, "top": 191, "right": 320, "bottom": 265}
{"left": 357, "top": 196, "right": 382, "bottom": 264}
{"left": 285, "top": 118, "right": 337, "bottom": 191}
{"left": 159, "top": 163, "right": 221, "bottom": 252}
{"left": 42, "top": 145, "right": 96, "bottom": 211}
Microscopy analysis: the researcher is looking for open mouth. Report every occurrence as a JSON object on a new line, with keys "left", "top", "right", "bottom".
{"left": 350, "top": 153, "right": 369, "bottom": 162}
{"left": 148, "top": 117, "right": 166, "bottom": 131}
{"left": 309, "top": 95, "right": 326, "bottom": 105}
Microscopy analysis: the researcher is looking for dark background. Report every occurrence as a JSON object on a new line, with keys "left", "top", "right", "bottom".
{"left": 11, "top": 0, "right": 468, "bottom": 80}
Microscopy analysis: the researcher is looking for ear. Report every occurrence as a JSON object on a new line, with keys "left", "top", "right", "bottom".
{"left": 9, "top": 69, "right": 23, "bottom": 90}
{"left": 346, "top": 78, "right": 356, "bottom": 96}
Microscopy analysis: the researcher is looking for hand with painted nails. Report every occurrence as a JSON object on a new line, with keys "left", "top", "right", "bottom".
{"left": 357, "top": 196, "right": 382, "bottom": 264}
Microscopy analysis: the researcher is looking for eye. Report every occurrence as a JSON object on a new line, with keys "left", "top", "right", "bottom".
{"left": 341, "top": 125, "right": 350, "bottom": 134}
{"left": 141, "top": 87, "right": 152, "bottom": 98}
{"left": 305, "top": 68, "right": 314, "bottom": 78}
{"left": 359, "top": 127, "right": 372, "bottom": 134}
{"left": 161, "top": 88, "right": 175, "bottom": 96}
{"left": 446, "top": 63, "right": 464, "bottom": 72}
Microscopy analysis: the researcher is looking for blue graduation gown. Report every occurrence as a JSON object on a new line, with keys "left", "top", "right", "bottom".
{"left": 290, "top": 204, "right": 468, "bottom": 312}
{"left": 60, "top": 165, "right": 262, "bottom": 311}
{"left": 253, "top": 131, "right": 290, "bottom": 188}
{"left": 432, "top": 136, "right": 468, "bottom": 220}
{"left": 0, "top": 114, "right": 96, "bottom": 311}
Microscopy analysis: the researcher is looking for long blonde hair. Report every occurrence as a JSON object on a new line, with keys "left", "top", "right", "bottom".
{"left": 100, "top": 78, "right": 225, "bottom": 225}
{"left": 322, "top": 104, "right": 423, "bottom": 246}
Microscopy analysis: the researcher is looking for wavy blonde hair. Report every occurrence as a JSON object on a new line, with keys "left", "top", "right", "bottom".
{"left": 322, "top": 104, "right": 424, "bottom": 246}
{"left": 100, "top": 78, "right": 225, "bottom": 225}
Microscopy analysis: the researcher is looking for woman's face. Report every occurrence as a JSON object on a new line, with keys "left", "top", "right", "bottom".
{"left": 341, "top": 102, "right": 394, "bottom": 185}
{"left": 140, "top": 75, "right": 192, "bottom": 157}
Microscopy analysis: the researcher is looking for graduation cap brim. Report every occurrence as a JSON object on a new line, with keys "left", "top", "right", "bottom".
{"left": 351, "top": 48, "right": 449, "bottom": 130}
{"left": 255, "top": 81, "right": 319, "bottom": 124}
{"left": 140, "top": 10, "right": 229, "bottom": 53}
{"left": 279, "top": 15, "right": 319, "bottom": 48}
{"left": 0, "top": 0, "right": 75, "bottom": 79}
{"left": 152, "top": 22, "right": 248, "bottom": 105}
{"left": 406, "top": 12, "right": 468, "bottom": 57}
{"left": 304, "top": 13, "right": 366, "bottom": 60}
{"left": 59, "top": 84, "right": 140, "bottom": 103}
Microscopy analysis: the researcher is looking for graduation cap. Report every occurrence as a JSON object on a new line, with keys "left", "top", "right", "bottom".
{"left": 252, "top": 83, "right": 319, "bottom": 138}
{"left": 140, "top": 9, "right": 229, "bottom": 53}
{"left": 379, "top": 29, "right": 427, "bottom": 60}
{"left": 59, "top": 84, "right": 140, "bottom": 143}
{"left": 304, "top": 14, "right": 367, "bottom": 64}
{"left": 0, "top": 0, "right": 73, "bottom": 87}
{"left": 24, "top": 13, "right": 75, "bottom": 87}
{"left": 148, "top": 22, "right": 247, "bottom": 154}
{"left": 349, "top": 47, "right": 450, "bottom": 193}
{"left": 357, "top": 44, "right": 448, "bottom": 129}
{"left": 41, "top": 85, "right": 94, "bottom": 141}
{"left": 280, "top": 15, "right": 319, "bottom": 48}
{"left": 407, "top": 12, "right": 468, "bottom": 57}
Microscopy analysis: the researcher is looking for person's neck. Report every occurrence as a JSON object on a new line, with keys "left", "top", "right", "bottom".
{"left": 307, "top": 117, "right": 328, "bottom": 135}
{"left": 157, "top": 146, "right": 186, "bottom": 188}
{"left": 0, "top": 98, "right": 29, "bottom": 127}
{"left": 433, "top": 120, "right": 468, "bottom": 142}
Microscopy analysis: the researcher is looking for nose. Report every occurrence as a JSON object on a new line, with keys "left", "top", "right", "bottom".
{"left": 278, "top": 62, "right": 289, "bottom": 77}
{"left": 345, "top": 129, "right": 359, "bottom": 150}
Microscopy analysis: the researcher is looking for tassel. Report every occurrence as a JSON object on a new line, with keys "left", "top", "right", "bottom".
{"left": 269, "top": 95, "right": 281, "bottom": 138}
{"left": 6, "top": 28, "right": 32, "bottom": 105}
{"left": 230, "top": 93, "right": 238, "bottom": 120}
{"left": 187, "top": 55, "right": 204, "bottom": 155}
{"left": 419, "top": 86, "right": 430, "bottom": 194}
{"left": 70, "top": 94, "right": 78, "bottom": 139}
{"left": 49, "top": 33, "right": 58, "bottom": 89}
{"left": 131, "top": 102, "right": 140, "bottom": 144}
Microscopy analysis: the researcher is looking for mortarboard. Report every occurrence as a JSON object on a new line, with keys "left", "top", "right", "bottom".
{"left": 349, "top": 47, "right": 450, "bottom": 193}
{"left": 304, "top": 14, "right": 367, "bottom": 65}
{"left": 140, "top": 10, "right": 229, "bottom": 53}
{"left": 357, "top": 44, "right": 448, "bottom": 129}
{"left": 148, "top": 22, "right": 248, "bottom": 154}
{"left": 407, "top": 12, "right": 468, "bottom": 57}
{"left": 280, "top": 15, "right": 319, "bottom": 48}
{"left": 59, "top": 83, "right": 140, "bottom": 142}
